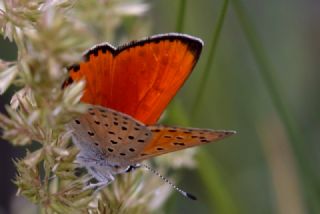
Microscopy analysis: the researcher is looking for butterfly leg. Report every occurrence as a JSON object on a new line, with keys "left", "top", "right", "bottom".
{"left": 85, "top": 180, "right": 113, "bottom": 192}
{"left": 83, "top": 166, "right": 115, "bottom": 192}
{"left": 76, "top": 153, "right": 99, "bottom": 166}
{"left": 75, "top": 152, "right": 116, "bottom": 191}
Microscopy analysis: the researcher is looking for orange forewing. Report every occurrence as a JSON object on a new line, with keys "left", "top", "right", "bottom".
{"left": 131, "top": 125, "right": 236, "bottom": 162}
{"left": 65, "top": 34, "right": 203, "bottom": 125}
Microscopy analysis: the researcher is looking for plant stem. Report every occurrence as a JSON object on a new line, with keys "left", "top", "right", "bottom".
{"left": 231, "top": 0, "right": 320, "bottom": 212}
{"left": 191, "top": 0, "right": 229, "bottom": 118}
{"left": 171, "top": 1, "right": 238, "bottom": 213}
{"left": 176, "top": 0, "right": 187, "bottom": 32}
{"left": 197, "top": 150, "right": 238, "bottom": 214}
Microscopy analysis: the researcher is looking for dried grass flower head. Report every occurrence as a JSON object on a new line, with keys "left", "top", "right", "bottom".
{"left": 0, "top": 0, "right": 203, "bottom": 212}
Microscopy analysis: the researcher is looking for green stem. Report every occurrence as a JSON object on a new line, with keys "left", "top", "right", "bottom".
{"left": 170, "top": 1, "right": 237, "bottom": 213}
{"left": 191, "top": 0, "right": 229, "bottom": 118}
{"left": 231, "top": 0, "right": 320, "bottom": 212}
{"left": 175, "top": 0, "right": 187, "bottom": 32}
{"left": 197, "top": 150, "right": 238, "bottom": 214}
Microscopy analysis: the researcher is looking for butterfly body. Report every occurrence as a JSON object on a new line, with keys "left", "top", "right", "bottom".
{"left": 67, "top": 105, "right": 235, "bottom": 186}
{"left": 64, "top": 33, "right": 236, "bottom": 191}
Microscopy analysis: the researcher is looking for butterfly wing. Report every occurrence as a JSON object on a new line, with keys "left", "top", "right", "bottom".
{"left": 65, "top": 33, "right": 203, "bottom": 124}
{"left": 131, "top": 125, "right": 236, "bottom": 162}
{"left": 67, "top": 105, "right": 152, "bottom": 166}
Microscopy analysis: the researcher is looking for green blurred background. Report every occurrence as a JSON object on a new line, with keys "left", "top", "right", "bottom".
{"left": 1, "top": 0, "right": 319, "bottom": 213}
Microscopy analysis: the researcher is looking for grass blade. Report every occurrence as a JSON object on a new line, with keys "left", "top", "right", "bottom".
{"left": 192, "top": 0, "right": 229, "bottom": 118}
{"left": 232, "top": 0, "right": 320, "bottom": 212}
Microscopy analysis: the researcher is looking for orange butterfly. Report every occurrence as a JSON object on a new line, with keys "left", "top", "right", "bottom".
{"left": 64, "top": 33, "right": 235, "bottom": 199}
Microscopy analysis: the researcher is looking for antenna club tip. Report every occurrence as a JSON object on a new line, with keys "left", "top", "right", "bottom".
{"left": 186, "top": 192, "right": 197, "bottom": 200}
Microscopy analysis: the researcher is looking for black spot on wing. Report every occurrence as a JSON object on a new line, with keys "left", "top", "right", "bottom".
{"left": 110, "top": 140, "right": 118, "bottom": 145}
{"left": 173, "top": 142, "right": 185, "bottom": 146}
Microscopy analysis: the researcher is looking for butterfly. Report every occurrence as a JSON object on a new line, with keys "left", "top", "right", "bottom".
{"left": 64, "top": 33, "right": 236, "bottom": 199}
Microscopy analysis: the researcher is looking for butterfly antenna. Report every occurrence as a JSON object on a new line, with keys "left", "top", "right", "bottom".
{"left": 141, "top": 163, "right": 197, "bottom": 200}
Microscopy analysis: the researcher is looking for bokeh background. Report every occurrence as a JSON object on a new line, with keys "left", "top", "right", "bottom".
{"left": 0, "top": 0, "right": 319, "bottom": 213}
